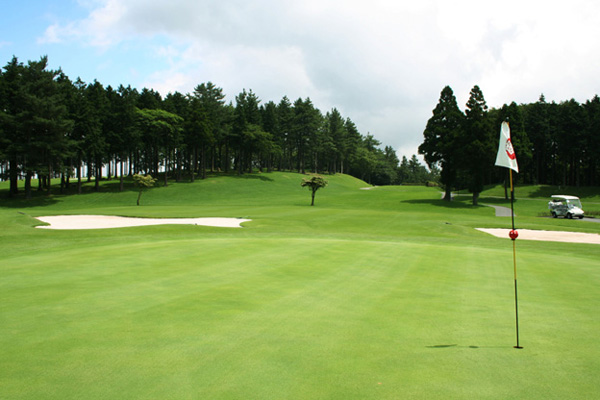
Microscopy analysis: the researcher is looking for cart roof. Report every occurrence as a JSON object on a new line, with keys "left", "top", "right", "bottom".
{"left": 551, "top": 195, "right": 580, "bottom": 200}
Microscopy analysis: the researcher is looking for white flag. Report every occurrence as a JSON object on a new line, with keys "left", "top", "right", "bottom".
{"left": 495, "top": 122, "right": 519, "bottom": 173}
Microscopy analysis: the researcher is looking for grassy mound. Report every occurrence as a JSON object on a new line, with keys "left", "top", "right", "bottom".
{"left": 1, "top": 173, "right": 599, "bottom": 399}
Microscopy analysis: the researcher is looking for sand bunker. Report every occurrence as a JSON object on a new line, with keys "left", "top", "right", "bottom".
{"left": 35, "top": 215, "right": 251, "bottom": 230}
{"left": 476, "top": 228, "right": 600, "bottom": 245}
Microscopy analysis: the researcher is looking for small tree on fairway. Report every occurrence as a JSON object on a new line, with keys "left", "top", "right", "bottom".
{"left": 301, "top": 175, "right": 328, "bottom": 206}
{"left": 133, "top": 174, "right": 157, "bottom": 205}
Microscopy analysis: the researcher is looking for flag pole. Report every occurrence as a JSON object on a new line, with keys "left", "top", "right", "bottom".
{"left": 509, "top": 169, "right": 523, "bottom": 349}
{"left": 496, "top": 121, "right": 522, "bottom": 349}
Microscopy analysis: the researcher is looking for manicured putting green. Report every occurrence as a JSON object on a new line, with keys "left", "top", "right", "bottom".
{"left": 1, "top": 173, "right": 599, "bottom": 399}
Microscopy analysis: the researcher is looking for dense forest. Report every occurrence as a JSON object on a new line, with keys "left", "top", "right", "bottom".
{"left": 2, "top": 56, "right": 598, "bottom": 202}
{"left": 0, "top": 56, "right": 436, "bottom": 198}
{"left": 420, "top": 85, "right": 600, "bottom": 204}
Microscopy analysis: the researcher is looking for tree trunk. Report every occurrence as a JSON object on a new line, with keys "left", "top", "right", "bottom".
{"left": 211, "top": 145, "right": 215, "bottom": 172}
{"left": 47, "top": 162, "right": 53, "bottom": 195}
{"left": 472, "top": 191, "right": 479, "bottom": 206}
{"left": 201, "top": 144, "right": 206, "bottom": 179}
{"left": 225, "top": 142, "right": 230, "bottom": 173}
{"left": 9, "top": 158, "right": 19, "bottom": 197}
{"left": 237, "top": 149, "right": 243, "bottom": 175}
{"left": 192, "top": 146, "right": 198, "bottom": 181}
{"left": 25, "top": 170, "right": 32, "bottom": 199}
{"left": 137, "top": 190, "right": 142, "bottom": 206}
{"left": 77, "top": 159, "right": 82, "bottom": 194}
{"left": 60, "top": 170, "right": 65, "bottom": 194}
{"left": 119, "top": 160, "right": 124, "bottom": 192}
{"left": 311, "top": 189, "right": 315, "bottom": 206}
{"left": 164, "top": 154, "right": 169, "bottom": 186}
{"left": 176, "top": 150, "right": 182, "bottom": 182}
{"left": 443, "top": 187, "right": 452, "bottom": 201}
{"left": 94, "top": 161, "right": 100, "bottom": 192}
{"left": 128, "top": 152, "right": 134, "bottom": 176}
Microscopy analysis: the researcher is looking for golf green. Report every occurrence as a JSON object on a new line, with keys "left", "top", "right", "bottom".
{"left": 1, "top": 173, "right": 599, "bottom": 399}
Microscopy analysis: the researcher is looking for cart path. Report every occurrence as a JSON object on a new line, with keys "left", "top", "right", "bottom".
{"left": 482, "top": 204, "right": 513, "bottom": 217}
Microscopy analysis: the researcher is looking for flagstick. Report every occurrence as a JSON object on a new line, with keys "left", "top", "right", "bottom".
{"left": 509, "top": 169, "right": 523, "bottom": 349}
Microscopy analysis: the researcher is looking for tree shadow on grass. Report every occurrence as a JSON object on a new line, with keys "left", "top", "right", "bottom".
{"left": 0, "top": 192, "right": 59, "bottom": 208}
{"left": 426, "top": 344, "right": 510, "bottom": 349}
{"left": 226, "top": 173, "right": 274, "bottom": 182}
{"left": 0, "top": 179, "right": 139, "bottom": 208}
{"left": 402, "top": 198, "right": 478, "bottom": 209}
{"left": 168, "top": 172, "right": 275, "bottom": 183}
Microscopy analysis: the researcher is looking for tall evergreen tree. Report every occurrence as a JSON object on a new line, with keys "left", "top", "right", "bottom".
{"left": 0, "top": 56, "right": 26, "bottom": 197}
{"left": 137, "top": 88, "right": 162, "bottom": 109}
{"left": 523, "top": 95, "right": 553, "bottom": 184}
{"left": 84, "top": 80, "right": 109, "bottom": 191}
{"left": 277, "top": 96, "right": 294, "bottom": 170}
{"left": 462, "top": 85, "right": 493, "bottom": 205}
{"left": 292, "top": 97, "right": 320, "bottom": 174}
{"left": 116, "top": 85, "right": 140, "bottom": 186}
{"left": 343, "top": 118, "right": 362, "bottom": 175}
{"left": 556, "top": 99, "right": 586, "bottom": 186}
{"left": 419, "top": 86, "right": 463, "bottom": 201}
{"left": 11, "top": 57, "right": 73, "bottom": 197}
{"left": 260, "top": 101, "right": 281, "bottom": 172}
{"left": 163, "top": 91, "right": 190, "bottom": 181}
{"left": 54, "top": 72, "right": 79, "bottom": 193}
{"left": 233, "top": 89, "right": 263, "bottom": 174}
{"left": 326, "top": 108, "right": 345, "bottom": 173}
{"left": 190, "top": 83, "right": 226, "bottom": 178}
{"left": 583, "top": 95, "right": 600, "bottom": 185}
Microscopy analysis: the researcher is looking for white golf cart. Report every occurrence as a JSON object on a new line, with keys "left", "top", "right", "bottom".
{"left": 548, "top": 195, "right": 585, "bottom": 219}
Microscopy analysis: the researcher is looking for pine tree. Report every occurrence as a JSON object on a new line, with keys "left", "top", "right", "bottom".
{"left": 419, "top": 86, "right": 463, "bottom": 201}
{"left": 462, "top": 85, "right": 494, "bottom": 205}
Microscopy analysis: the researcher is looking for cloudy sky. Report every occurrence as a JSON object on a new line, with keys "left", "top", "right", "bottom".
{"left": 2, "top": 0, "right": 600, "bottom": 160}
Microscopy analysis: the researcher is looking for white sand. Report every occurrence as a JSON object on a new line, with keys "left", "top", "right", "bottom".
{"left": 476, "top": 228, "right": 600, "bottom": 245}
{"left": 35, "top": 215, "right": 251, "bottom": 230}
{"left": 34, "top": 216, "right": 598, "bottom": 244}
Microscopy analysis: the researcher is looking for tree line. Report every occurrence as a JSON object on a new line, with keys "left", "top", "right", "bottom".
{"left": 0, "top": 55, "right": 438, "bottom": 199}
{"left": 419, "top": 85, "right": 600, "bottom": 205}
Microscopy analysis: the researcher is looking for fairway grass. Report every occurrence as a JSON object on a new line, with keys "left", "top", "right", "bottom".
{"left": 1, "top": 173, "right": 599, "bottom": 399}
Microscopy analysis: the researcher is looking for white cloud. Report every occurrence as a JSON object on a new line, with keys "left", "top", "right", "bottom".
{"left": 36, "top": 0, "right": 600, "bottom": 159}
{"left": 38, "top": 23, "right": 74, "bottom": 44}
{"left": 37, "top": 0, "right": 127, "bottom": 47}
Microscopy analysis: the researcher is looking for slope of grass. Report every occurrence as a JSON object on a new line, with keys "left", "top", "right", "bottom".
{"left": 1, "top": 173, "right": 599, "bottom": 399}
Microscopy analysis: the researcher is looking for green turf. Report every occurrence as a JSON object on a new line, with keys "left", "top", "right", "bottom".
{"left": 1, "top": 173, "right": 599, "bottom": 399}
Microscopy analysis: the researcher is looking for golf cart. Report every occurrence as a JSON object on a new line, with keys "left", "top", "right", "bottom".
{"left": 548, "top": 195, "right": 585, "bottom": 219}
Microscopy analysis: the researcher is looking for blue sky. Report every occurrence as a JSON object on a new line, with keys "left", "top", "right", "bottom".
{"left": 2, "top": 0, "right": 600, "bottom": 160}
{"left": 0, "top": 0, "right": 173, "bottom": 89}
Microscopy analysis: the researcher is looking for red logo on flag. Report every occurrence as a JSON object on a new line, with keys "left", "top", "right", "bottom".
{"left": 505, "top": 138, "right": 516, "bottom": 160}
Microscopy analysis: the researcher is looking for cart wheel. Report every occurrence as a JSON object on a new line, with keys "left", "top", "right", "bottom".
{"left": 567, "top": 213, "right": 573, "bottom": 219}
{"left": 579, "top": 216, "right": 584, "bottom": 219}
{"left": 552, "top": 212, "right": 557, "bottom": 218}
